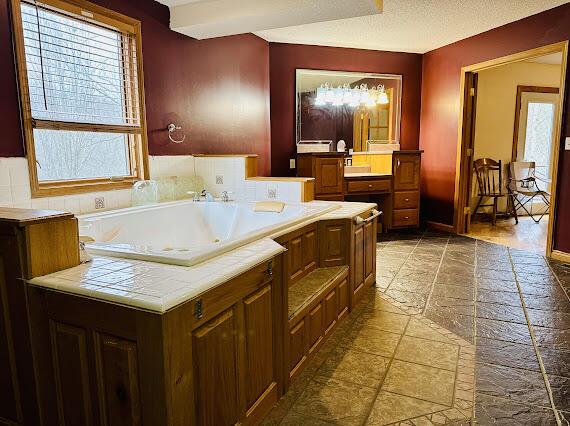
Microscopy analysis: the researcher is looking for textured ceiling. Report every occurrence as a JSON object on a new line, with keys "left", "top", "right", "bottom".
{"left": 253, "top": 0, "right": 569, "bottom": 53}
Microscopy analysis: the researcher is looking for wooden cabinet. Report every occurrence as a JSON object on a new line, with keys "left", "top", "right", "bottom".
{"left": 27, "top": 258, "right": 283, "bottom": 426}
{"left": 350, "top": 210, "right": 378, "bottom": 307}
{"left": 275, "top": 223, "right": 318, "bottom": 287}
{"left": 0, "top": 210, "right": 80, "bottom": 426}
{"left": 297, "top": 153, "right": 344, "bottom": 200}
{"left": 391, "top": 151, "right": 422, "bottom": 229}
{"left": 318, "top": 220, "right": 348, "bottom": 268}
{"left": 345, "top": 176, "right": 391, "bottom": 195}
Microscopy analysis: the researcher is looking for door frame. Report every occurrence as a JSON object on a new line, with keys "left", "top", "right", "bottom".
{"left": 512, "top": 85, "right": 560, "bottom": 162}
{"left": 453, "top": 41, "right": 568, "bottom": 258}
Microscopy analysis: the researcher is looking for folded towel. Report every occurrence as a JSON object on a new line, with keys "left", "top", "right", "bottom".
{"left": 254, "top": 201, "right": 285, "bottom": 213}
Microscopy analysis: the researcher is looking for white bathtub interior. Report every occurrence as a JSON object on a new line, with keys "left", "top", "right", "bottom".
{"left": 79, "top": 201, "right": 336, "bottom": 266}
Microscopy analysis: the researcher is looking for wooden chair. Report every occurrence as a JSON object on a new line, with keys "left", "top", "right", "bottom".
{"left": 473, "top": 158, "right": 517, "bottom": 225}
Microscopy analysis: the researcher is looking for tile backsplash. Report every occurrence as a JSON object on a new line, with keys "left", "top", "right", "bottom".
{"left": 0, "top": 155, "right": 306, "bottom": 215}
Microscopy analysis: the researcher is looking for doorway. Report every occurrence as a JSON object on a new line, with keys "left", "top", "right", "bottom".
{"left": 454, "top": 42, "right": 568, "bottom": 256}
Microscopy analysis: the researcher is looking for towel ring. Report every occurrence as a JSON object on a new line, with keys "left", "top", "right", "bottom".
{"left": 167, "top": 123, "right": 186, "bottom": 144}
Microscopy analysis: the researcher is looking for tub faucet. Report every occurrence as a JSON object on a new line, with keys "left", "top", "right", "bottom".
{"left": 221, "top": 191, "right": 233, "bottom": 202}
{"left": 200, "top": 189, "right": 214, "bottom": 202}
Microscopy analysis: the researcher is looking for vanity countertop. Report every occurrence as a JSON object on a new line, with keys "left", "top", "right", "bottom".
{"left": 344, "top": 172, "right": 391, "bottom": 178}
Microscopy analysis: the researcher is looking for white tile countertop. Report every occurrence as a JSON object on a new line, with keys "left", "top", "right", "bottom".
{"left": 28, "top": 238, "right": 285, "bottom": 313}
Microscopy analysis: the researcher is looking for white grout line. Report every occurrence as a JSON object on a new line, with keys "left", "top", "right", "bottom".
{"left": 507, "top": 248, "right": 563, "bottom": 426}
{"left": 421, "top": 233, "right": 452, "bottom": 316}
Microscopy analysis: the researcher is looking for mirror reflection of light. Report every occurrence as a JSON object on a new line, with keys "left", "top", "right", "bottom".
{"left": 314, "top": 82, "right": 389, "bottom": 107}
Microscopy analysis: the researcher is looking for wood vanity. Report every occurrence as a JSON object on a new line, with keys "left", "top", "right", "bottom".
{"left": 297, "top": 150, "right": 423, "bottom": 230}
{"left": 0, "top": 203, "right": 377, "bottom": 426}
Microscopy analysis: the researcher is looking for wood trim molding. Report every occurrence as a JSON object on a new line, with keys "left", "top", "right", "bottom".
{"left": 426, "top": 220, "right": 455, "bottom": 233}
{"left": 453, "top": 40, "right": 568, "bottom": 259}
{"left": 511, "top": 85, "right": 560, "bottom": 162}
{"left": 551, "top": 250, "right": 570, "bottom": 263}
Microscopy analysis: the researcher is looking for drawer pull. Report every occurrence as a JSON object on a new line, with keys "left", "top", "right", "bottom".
{"left": 368, "top": 184, "right": 372, "bottom": 188}
{"left": 404, "top": 216, "right": 409, "bottom": 219}
{"left": 404, "top": 198, "right": 409, "bottom": 202}
{"left": 354, "top": 209, "right": 382, "bottom": 225}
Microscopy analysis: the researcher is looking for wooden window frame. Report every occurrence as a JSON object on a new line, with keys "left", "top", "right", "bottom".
{"left": 11, "top": 0, "right": 150, "bottom": 198}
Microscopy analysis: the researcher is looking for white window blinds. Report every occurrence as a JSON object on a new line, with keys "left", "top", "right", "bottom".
{"left": 20, "top": 1, "right": 141, "bottom": 127}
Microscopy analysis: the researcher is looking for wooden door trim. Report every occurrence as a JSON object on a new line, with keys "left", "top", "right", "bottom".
{"left": 511, "top": 85, "right": 560, "bottom": 162}
{"left": 453, "top": 40, "right": 568, "bottom": 259}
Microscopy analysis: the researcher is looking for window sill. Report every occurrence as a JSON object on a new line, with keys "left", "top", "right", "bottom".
{"left": 32, "top": 179, "right": 137, "bottom": 198}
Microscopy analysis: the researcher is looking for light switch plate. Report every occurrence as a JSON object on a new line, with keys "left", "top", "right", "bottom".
{"left": 289, "top": 159, "right": 296, "bottom": 169}
{"left": 565, "top": 137, "right": 570, "bottom": 150}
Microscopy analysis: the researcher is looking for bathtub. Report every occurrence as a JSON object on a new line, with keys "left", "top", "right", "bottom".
{"left": 78, "top": 200, "right": 337, "bottom": 266}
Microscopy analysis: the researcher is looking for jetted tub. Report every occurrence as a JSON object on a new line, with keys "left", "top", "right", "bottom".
{"left": 79, "top": 200, "right": 337, "bottom": 266}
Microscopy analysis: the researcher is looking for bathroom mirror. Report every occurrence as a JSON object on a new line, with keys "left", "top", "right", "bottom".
{"left": 295, "top": 69, "right": 402, "bottom": 152}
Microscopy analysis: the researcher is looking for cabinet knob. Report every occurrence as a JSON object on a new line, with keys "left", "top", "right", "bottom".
{"left": 404, "top": 198, "right": 409, "bottom": 202}
{"left": 404, "top": 216, "right": 409, "bottom": 219}
{"left": 368, "top": 184, "right": 372, "bottom": 188}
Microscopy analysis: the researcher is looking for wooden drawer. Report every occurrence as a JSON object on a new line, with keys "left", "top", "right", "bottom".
{"left": 392, "top": 209, "right": 419, "bottom": 227}
{"left": 394, "top": 191, "right": 419, "bottom": 209}
{"left": 346, "top": 179, "right": 390, "bottom": 194}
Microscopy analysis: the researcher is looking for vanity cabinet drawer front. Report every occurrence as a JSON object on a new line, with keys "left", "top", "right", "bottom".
{"left": 394, "top": 191, "right": 419, "bottom": 209}
{"left": 393, "top": 209, "right": 419, "bottom": 227}
{"left": 346, "top": 179, "right": 390, "bottom": 194}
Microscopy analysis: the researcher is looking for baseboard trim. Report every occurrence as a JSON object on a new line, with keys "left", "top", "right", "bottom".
{"left": 426, "top": 221, "right": 455, "bottom": 233}
{"left": 551, "top": 250, "right": 570, "bottom": 263}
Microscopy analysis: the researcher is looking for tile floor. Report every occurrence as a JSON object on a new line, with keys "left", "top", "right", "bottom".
{"left": 264, "top": 230, "right": 570, "bottom": 425}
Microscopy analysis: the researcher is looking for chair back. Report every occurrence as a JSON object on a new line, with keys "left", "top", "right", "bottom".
{"left": 473, "top": 158, "right": 503, "bottom": 196}
{"left": 508, "top": 161, "right": 538, "bottom": 193}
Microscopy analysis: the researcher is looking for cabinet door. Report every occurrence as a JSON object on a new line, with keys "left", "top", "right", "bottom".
{"left": 288, "top": 236, "right": 304, "bottom": 284}
{"left": 318, "top": 220, "right": 348, "bottom": 267}
{"left": 302, "top": 228, "right": 317, "bottom": 273}
{"left": 243, "top": 285, "right": 275, "bottom": 411}
{"left": 289, "top": 319, "right": 306, "bottom": 377}
{"left": 315, "top": 157, "right": 343, "bottom": 195}
{"left": 307, "top": 302, "right": 323, "bottom": 354}
{"left": 193, "top": 308, "right": 239, "bottom": 426}
{"left": 393, "top": 155, "right": 420, "bottom": 191}
{"left": 337, "top": 278, "right": 349, "bottom": 320}
{"left": 352, "top": 225, "right": 366, "bottom": 307}
{"left": 364, "top": 219, "right": 377, "bottom": 286}
{"left": 323, "top": 288, "right": 337, "bottom": 335}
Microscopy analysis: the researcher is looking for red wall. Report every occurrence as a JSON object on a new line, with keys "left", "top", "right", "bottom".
{"left": 269, "top": 43, "right": 423, "bottom": 177}
{"left": 420, "top": 3, "right": 570, "bottom": 252}
{"left": 0, "top": 0, "right": 272, "bottom": 174}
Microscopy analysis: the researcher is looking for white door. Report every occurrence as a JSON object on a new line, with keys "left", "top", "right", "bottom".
{"left": 515, "top": 91, "right": 559, "bottom": 211}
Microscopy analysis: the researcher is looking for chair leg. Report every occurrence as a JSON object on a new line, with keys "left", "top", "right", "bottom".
{"left": 473, "top": 197, "right": 483, "bottom": 217}
{"left": 510, "top": 194, "right": 518, "bottom": 224}
{"left": 492, "top": 198, "right": 497, "bottom": 226}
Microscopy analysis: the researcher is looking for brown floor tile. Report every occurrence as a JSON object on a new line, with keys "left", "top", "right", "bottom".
{"left": 404, "top": 318, "right": 456, "bottom": 344}
{"left": 388, "top": 278, "right": 433, "bottom": 295}
{"left": 548, "top": 374, "right": 570, "bottom": 412}
{"left": 367, "top": 293, "right": 407, "bottom": 314}
{"left": 475, "top": 337, "right": 540, "bottom": 372}
{"left": 533, "top": 325, "right": 570, "bottom": 351}
{"left": 539, "top": 347, "right": 570, "bottom": 378}
{"left": 476, "top": 289, "right": 521, "bottom": 307}
{"left": 434, "top": 271, "right": 475, "bottom": 287}
{"left": 475, "top": 318, "right": 532, "bottom": 345}
{"left": 522, "top": 293, "right": 570, "bottom": 312}
{"left": 317, "top": 346, "right": 389, "bottom": 388}
{"left": 382, "top": 360, "right": 456, "bottom": 406}
{"left": 366, "top": 391, "right": 448, "bottom": 425}
{"left": 384, "top": 288, "right": 428, "bottom": 313}
{"left": 476, "top": 278, "right": 518, "bottom": 292}
{"left": 475, "top": 302, "right": 527, "bottom": 324}
{"left": 291, "top": 376, "right": 377, "bottom": 425}
{"left": 278, "top": 411, "right": 332, "bottom": 425}
{"left": 477, "top": 268, "right": 516, "bottom": 282}
{"left": 526, "top": 308, "right": 570, "bottom": 329}
{"left": 475, "top": 363, "right": 550, "bottom": 407}
{"left": 425, "top": 307, "right": 474, "bottom": 342}
{"left": 428, "top": 296, "right": 474, "bottom": 316}
{"left": 395, "top": 335, "right": 459, "bottom": 370}
{"left": 513, "top": 264, "right": 555, "bottom": 276}
{"left": 518, "top": 280, "right": 562, "bottom": 296}
{"left": 475, "top": 393, "right": 557, "bottom": 425}
{"left": 438, "top": 263, "right": 475, "bottom": 276}
{"left": 475, "top": 260, "right": 513, "bottom": 272}
{"left": 339, "top": 325, "right": 401, "bottom": 357}
{"left": 354, "top": 308, "right": 410, "bottom": 334}
{"left": 432, "top": 284, "right": 474, "bottom": 300}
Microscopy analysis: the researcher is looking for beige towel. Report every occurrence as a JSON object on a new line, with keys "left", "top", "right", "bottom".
{"left": 253, "top": 201, "right": 285, "bottom": 213}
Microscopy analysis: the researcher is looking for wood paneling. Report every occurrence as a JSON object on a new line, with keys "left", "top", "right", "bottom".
{"left": 323, "top": 288, "right": 337, "bottom": 335}
{"left": 288, "top": 236, "right": 304, "bottom": 283}
{"left": 288, "top": 319, "right": 306, "bottom": 377}
{"left": 95, "top": 334, "right": 141, "bottom": 426}
{"left": 352, "top": 225, "right": 365, "bottom": 305}
{"left": 193, "top": 308, "right": 240, "bottom": 426}
{"left": 307, "top": 302, "right": 323, "bottom": 353}
{"left": 276, "top": 224, "right": 318, "bottom": 287}
{"left": 318, "top": 220, "right": 348, "bottom": 267}
{"left": 337, "top": 278, "right": 349, "bottom": 321}
{"left": 243, "top": 285, "right": 274, "bottom": 409}
{"left": 49, "top": 322, "right": 94, "bottom": 426}
{"left": 315, "top": 157, "right": 343, "bottom": 195}
{"left": 393, "top": 153, "right": 420, "bottom": 191}
{"left": 302, "top": 229, "right": 317, "bottom": 272}
{"left": 364, "top": 220, "right": 377, "bottom": 287}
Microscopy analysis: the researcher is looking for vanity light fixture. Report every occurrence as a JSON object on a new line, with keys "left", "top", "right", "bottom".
{"left": 314, "top": 82, "right": 389, "bottom": 107}
{"left": 377, "top": 85, "right": 389, "bottom": 104}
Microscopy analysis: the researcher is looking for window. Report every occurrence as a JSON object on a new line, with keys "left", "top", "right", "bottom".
{"left": 11, "top": 0, "right": 148, "bottom": 196}
{"left": 523, "top": 101, "right": 555, "bottom": 180}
